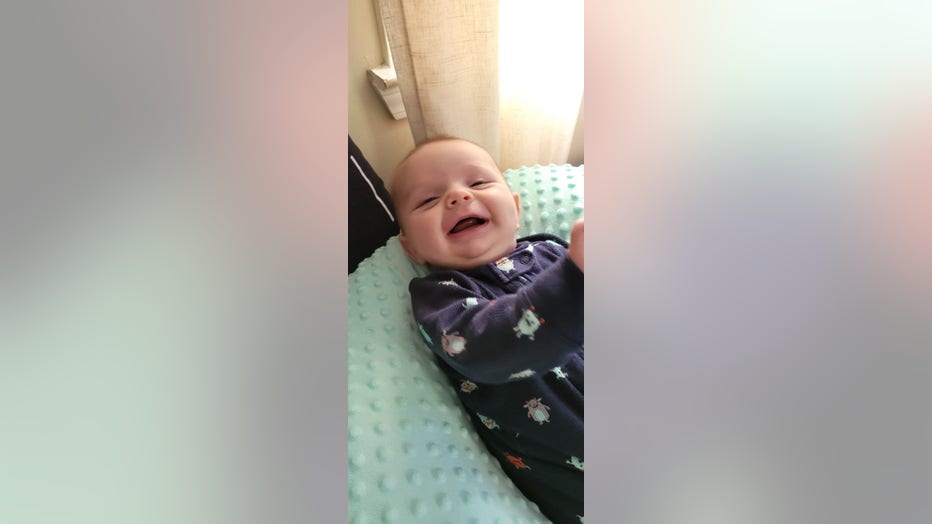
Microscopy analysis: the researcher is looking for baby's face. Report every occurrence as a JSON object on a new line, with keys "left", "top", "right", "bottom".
{"left": 393, "top": 139, "right": 520, "bottom": 270}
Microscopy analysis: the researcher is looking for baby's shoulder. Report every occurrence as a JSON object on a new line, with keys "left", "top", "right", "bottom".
{"left": 413, "top": 271, "right": 474, "bottom": 288}
{"left": 410, "top": 269, "right": 487, "bottom": 295}
{"left": 519, "top": 232, "right": 568, "bottom": 249}
{"left": 514, "top": 234, "right": 570, "bottom": 266}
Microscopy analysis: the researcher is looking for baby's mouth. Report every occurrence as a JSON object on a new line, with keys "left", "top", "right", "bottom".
{"left": 449, "top": 217, "right": 488, "bottom": 234}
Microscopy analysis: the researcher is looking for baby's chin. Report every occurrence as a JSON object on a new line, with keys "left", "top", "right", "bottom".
{"left": 429, "top": 240, "right": 518, "bottom": 271}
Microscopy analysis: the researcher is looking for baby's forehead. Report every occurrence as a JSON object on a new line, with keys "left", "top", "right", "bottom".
{"left": 393, "top": 143, "right": 502, "bottom": 189}
{"left": 389, "top": 166, "right": 427, "bottom": 210}
{"left": 389, "top": 163, "right": 420, "bottom": 198}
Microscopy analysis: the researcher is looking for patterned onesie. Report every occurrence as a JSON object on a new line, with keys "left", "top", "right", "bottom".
{"left": 409, "top": 233, "right": 584, "bottom": 524}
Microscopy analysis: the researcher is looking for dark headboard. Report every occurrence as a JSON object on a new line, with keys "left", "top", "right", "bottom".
{"left": 348, "top": 136, "right": 400, "bottom": 273}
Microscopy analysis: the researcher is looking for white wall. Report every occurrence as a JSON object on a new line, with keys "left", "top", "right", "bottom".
{"left": 348, "top": 0, "right": 415, "bottom": 187}
{"left": 349, "top": 0, "right": 585, "bottom": 185}
{"left": 569, "top": 96, "right": 584, "bottom": 166}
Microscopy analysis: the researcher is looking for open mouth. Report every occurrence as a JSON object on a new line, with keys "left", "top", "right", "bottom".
{"left": 448, "top": 216, "right": 488, "bottom": 235}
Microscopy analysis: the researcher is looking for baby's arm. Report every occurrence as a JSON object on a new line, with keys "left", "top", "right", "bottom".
{"left": 410, "top": 253, "right": 583, "bottom": 384}
{"left": 568, "top": 218, "right": 584, "bottom": 272}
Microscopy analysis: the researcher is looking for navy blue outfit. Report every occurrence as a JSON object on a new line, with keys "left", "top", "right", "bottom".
{"left": 409, "top": 234, "right": 584, "bottom": 524}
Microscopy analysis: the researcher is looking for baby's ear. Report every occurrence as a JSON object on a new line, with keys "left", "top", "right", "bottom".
{"left": 399, "top": 233, "right": 426, "bottom": 265}
{"left": 512, "top": 192, "right": 521, "bottom": 218}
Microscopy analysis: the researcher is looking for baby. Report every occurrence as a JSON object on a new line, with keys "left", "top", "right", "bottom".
{"left": 390, "top": 136, "right": 584, "bottom": 524}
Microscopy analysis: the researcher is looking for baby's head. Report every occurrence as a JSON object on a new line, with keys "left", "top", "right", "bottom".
{"left": 390, "top": 137, "right": 521, "bottom": 270}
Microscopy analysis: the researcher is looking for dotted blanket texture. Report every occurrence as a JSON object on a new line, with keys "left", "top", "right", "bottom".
{"left": 348, "top": 164, "right": 584, "bottom": 524}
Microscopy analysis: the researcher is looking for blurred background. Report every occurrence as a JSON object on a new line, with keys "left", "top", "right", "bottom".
{"left": 2, "top": 1, "right": 931, "bottom": 523}
{"left": 587, "top": 2, "right": 932, "bottom": 523}
{"left": 1, "top": 2, "right": 346, "bottom": 523}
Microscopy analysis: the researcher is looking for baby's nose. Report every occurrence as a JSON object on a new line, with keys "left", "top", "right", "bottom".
{"left": 446, "top": 189, "right": 472, "bottom": 207}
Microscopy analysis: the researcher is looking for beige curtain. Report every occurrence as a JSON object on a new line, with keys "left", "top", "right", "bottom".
{"left": 378, "top": 0, "right": 584, "bottom": 170}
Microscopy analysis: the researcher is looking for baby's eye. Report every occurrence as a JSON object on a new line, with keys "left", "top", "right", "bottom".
{"left": 417, "top": 196, "right": 437, "bottom": 208}
{"left": 470, "top": 180, "right": 488, "bottom": 187}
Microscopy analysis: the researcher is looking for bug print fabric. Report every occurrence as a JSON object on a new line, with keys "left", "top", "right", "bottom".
{"left": 409, "top": 234, "right": 584, "bottom": 523}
